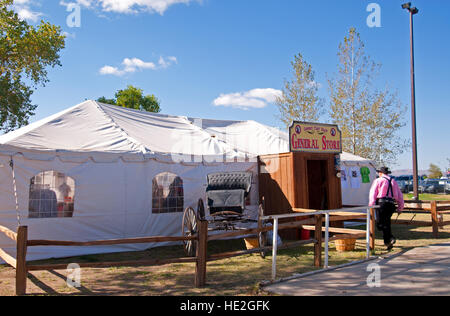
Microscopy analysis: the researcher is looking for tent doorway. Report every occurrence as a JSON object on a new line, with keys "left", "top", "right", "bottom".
{"left": 307, "top": 160, "right": 329, "bottom": 210}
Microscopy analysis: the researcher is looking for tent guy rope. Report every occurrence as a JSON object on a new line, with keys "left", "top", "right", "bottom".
{"left": 9, "top": 157, "right": 21, "bottom": 227}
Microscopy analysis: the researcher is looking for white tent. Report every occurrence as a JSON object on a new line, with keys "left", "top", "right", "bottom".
{"left": 0, "top": 101, "right": 376, "bottom": 261}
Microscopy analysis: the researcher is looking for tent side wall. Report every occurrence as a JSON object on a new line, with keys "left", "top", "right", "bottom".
{"left": 340, "top": 161, "right": 377, "bottom": 206}
{"left": 0, "top": 154, "right": 258, "bottom": 262}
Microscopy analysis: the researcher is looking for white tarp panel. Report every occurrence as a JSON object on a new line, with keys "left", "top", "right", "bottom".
{"left": 0, "top": 101, "right": 244, "bottom": 162}
{"left": 193, "top": 118, "right": 289, "bottom": 156}
{"left": 339, "top": 152, "right": 377, "bottom": 206}
{"left": 0, "top": 154, "right": 257, "bottom": 261}
{"left": 0, "top": 102, "right": 144, "bottom": 154}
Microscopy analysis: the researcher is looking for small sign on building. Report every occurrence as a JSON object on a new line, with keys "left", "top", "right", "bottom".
{"left": 289, "top": 122, "right": 342, "bottom": 154}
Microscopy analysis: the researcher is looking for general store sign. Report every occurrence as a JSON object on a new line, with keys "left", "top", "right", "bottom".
{"left": 289, "top": 122, "right": 342, "bottom": 153}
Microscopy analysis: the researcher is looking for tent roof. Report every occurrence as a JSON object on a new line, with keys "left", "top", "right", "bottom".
{"left": 0, "top": 101, "right": 284, "bottom": 162}
{"left": 0, "top": 100, "right": 374, "bottom": 165}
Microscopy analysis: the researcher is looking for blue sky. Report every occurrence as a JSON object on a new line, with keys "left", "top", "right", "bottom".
{"left": 10, "top": 0, "right": 450, "bottom": 171}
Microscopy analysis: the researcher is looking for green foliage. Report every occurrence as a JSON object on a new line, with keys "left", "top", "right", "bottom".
{"left": 0, "top": 0, "right": 65, "bottom": 132}
{"left": 327, "top": 28, "right": 408, "bottom": 165}
{"left": 428, "top": 163, "right": 443, "bottom": 179}
{"left": 276, "top": 53, "right": 324, "bottom": 128}
{"left": 97, "top": 85, "right": 161, "bottom": 113}
{"left": 96, "top": 96, "right": 116, "bottom": 105}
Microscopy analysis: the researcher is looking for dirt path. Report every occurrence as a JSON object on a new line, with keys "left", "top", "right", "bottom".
{"left": 263, "top": 242, "right": 450, "bottom": 296}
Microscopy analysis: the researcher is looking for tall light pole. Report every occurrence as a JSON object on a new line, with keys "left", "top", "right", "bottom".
{"left": 402, "top": 2, "right": 419, "bottom": 201}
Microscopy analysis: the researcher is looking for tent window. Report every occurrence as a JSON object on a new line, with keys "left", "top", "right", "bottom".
{"left": 29, "top": 171, "right": 75, "bottom": 218}
{"left": 152, "top": 172, "right": 184, "bottom": 214}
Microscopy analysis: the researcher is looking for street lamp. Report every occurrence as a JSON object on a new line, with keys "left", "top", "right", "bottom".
{"left": 402, "top": 2, "right": 419, "bottom": 201}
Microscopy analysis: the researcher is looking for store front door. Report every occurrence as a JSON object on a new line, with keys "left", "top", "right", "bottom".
{"left": 307, "top": 160, "right": 329, "bottom": 210}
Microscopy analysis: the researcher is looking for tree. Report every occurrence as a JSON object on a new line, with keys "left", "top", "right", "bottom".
{"left": 327, "top": 27, "right": 408, "bottom": 166}
{"left": 276, "top": 53, "right": 324, "bottom": 128}
{"left": 97, "top": 85, "right": 161, "bottom": 113}
{"left": 96, "top": 96, "right": 116, "bottom": 105}
{"left": 428, "top": 163, "right": 443, "bottom": 179}
{"left": 0, "top": 0, "right": 65, "bottom": 132}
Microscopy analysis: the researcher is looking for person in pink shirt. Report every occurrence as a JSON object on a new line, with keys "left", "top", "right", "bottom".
{"left": 369, "top": 167, "right": 404, "bottom": 250}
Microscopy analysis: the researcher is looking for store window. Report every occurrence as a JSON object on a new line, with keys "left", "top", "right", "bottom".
{"left": 29, "top": 171, "right": 75, "bottom": 218}
{"left": 152, "top": 172, "right": 184, "bottom": 214}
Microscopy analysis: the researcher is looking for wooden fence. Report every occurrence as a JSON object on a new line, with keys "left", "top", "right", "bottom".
{"left": 0, "top": 225, "right": 198, "bottom": 295}
{"left": 0, "top": 214, "right": 331, "bottom": 296}
{"left": 393, "top": 200, "right": 450, "bottom": 238}
{"left": 7, "top": 201, "right": 446, "bottom": 295}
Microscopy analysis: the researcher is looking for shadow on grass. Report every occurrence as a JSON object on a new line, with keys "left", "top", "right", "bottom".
{"left": 26, "top": 273, "right": 59, "bottom": 296}
{"left": 20, "top": 239, "right": 316, "bottom": 296}
{"left": 26, "top": 270, "right": 96, "bottom": 296}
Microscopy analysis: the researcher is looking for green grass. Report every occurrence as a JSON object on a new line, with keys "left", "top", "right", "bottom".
{"left": 404, "top": 193, "right": 450, "bottom": 201}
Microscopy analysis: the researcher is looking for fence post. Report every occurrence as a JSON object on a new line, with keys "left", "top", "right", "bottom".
{"left": 366, "top": 208, "right": 371, "bottom": 259}
{"left": 314, "top": 215, "right": 323, "bottom": 268}
{"left": 271, "top": 218, "right": 279, "bottom": 281}
{"left": 431, "top": 201, "right": 439, "bottom": 238}
{"left": 324, "top": 213, "right": 329, "bottom": 269}
{"left": 16, "top": 226, "right": 28, "bottom": 296}
{"left": 370, "top": 208, "right": 375, "bottom": 251}
{"left": 195, "top": 220, "right": 208, "bottom": 287}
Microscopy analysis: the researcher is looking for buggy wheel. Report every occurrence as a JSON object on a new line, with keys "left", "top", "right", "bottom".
{"left": 182, "top": 207, "right": 198, "bottom": 257}
{"left": 197, "top": 198, "right": 206, "bottom": 220}
{"left": 258, "top": 198, "right": 267, "bottom": 259}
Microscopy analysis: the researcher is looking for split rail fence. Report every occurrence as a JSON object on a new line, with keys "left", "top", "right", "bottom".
{"left": 393, "top": 200, "right": 450, "bottom": 238}
{"left": 0, "top": 206, "right": 372, "bottom": 295}
{"left": 0, "top": 219, "right": 323, "bottom": 295}
{"left": 2, "top": 201, "right": 448, "bottom": 295}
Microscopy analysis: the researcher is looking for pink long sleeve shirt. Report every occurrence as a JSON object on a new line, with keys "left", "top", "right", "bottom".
{"left": 369, "top": 176, "right": 404, "bottom": 211}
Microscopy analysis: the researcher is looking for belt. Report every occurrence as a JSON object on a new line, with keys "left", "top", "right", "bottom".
{"left": 377, "top": 197, "right": 396, "bottom": 204}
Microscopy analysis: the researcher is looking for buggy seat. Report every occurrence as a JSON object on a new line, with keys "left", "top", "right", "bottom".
{"left": 206, "top": 172, "right": 252, "bottom": 215}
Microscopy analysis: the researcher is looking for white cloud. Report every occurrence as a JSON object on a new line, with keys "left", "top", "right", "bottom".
{"left": 62, "top": 31, "right": 77, "bottom": 39}
{"left": 123, "top": 58, "right": 157, "bottom": 72}
{"left": 213, "top": 88, "right": 283, "bottom": 110}
{"left": 100, "top": 56, "right": 177, "bottom": 76}
{"left": 60, "top": 0, "right": 199, "bottom": 15}
{"left": 16, "top": 8, "right": 42, "bottom": 22}
{"left": 158, "top": 56, "right": 177, "bottom": 69}
{"left": 60, "top": 0, "right": 93, "bottom": 9}
{"left": 99, "top": 65, "right": 125, "bottom": 76}
{"left": 14, "top": 0, "right": 33, "bottom": 4}
{"left": 12, "top": 1, "right": 44, "bottom": 22}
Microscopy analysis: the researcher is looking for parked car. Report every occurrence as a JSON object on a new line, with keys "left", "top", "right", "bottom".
{"left": 422, "top": 179, "right": 446, "bottom": 194}
{"left": 418, "top": 179, "right": 427, "bottom": 193}
{"left": 444, "top": 179, "right": 450, "bottom": 194}
{"left": 394, "top": 175, "right": 413, "bottom": 193}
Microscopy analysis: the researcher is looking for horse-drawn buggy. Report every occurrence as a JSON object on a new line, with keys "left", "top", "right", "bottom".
{"left": 182, "top": 172, "right": 268, "bottom": 257}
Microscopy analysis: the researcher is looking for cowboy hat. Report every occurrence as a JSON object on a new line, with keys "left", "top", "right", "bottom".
{"left": 376, "top": 166, "right": 392, "bottom": 175}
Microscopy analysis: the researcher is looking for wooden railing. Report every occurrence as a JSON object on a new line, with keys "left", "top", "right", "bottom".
{"left": 0, "top": 225, "right": 18, "bottom": 269}
{"left": 262, "top": 206, "right": 375, "bottom": 281}
{"left": 0, "top": 208, "right": 376, "bottom": 295}
{"left": 196, "top": 215, "right": 325, "bottom": 287}
{"left": 0, "top": 226, "right": 199, "bottom": 295}
{"left": 394, "top": 200, "right": 450, "bottom": 238}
